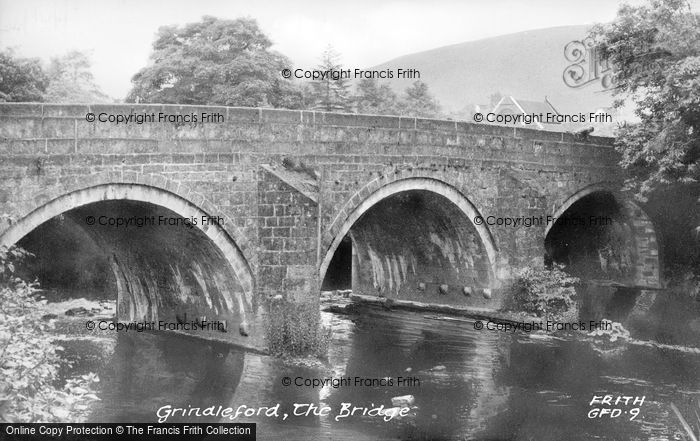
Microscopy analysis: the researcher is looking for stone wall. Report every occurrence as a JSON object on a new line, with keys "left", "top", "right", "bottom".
{"left": 257, "top": 166, "right": 318, "bottom": 303}
{"left": 0, "top": 103, "right": 661, "bottom": 344}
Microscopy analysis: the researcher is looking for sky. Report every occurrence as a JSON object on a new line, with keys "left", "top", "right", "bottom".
{"left": 1, "top": 0, "right": 696, "bottom": 100}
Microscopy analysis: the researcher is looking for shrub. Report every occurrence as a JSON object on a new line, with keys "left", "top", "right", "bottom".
{"left": 666, "top": 264, "right": 700, "bottom": 301}
{"left": 0, "top": 246, "right": 99, "bottom": 422}
{"left": 508, "top": 265, "right": 580, "bottom": 322}
{"left": 264, "top": 299, "right": 330, "bottom": 359}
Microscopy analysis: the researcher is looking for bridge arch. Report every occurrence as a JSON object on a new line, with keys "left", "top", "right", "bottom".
{"left": 545, "top": 183, "right": 660, "bottom": 287}
{"left": 321, "top": 176, "right": 499, "bottom": 304}
{"left": 0, "top": 183, "right": 254, "bottom": 330}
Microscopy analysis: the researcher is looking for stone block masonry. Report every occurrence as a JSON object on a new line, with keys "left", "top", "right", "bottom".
{"left": 0, "top": 103, "right": 660, "bottom": 347}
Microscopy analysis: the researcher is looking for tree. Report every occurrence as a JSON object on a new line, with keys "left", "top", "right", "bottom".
{"left": 590, "top": 0, "right": 700, "bottom": 199}
{"left": 489, "top": 91, "right": 504, "bottom": 108}
{"left": 126, "top": 16, "right": 305, "bottom": 108}
{"left": 0, "top": 50, "right": 48, "bottom": 102}
{"left": 399, "top": 80, "right": 442, "bottom": 118}
{"left": 269, "top": 78, "right": 313, "bottom": 110}
{"left": 44, "top": 51, "right": 111, "bottom": 103}
{"left": 352, "top": 78, "right": 399, "bottom": 115}
{"left": 310, "top": 46, "right": 352, "bottom": 112}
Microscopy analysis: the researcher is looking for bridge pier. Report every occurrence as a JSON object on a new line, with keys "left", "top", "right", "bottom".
{"left": 0, "top": 103, "right": 663, "bottom": 352}
{"left": 256, "top": 165, "right": 319, "bottom": 305}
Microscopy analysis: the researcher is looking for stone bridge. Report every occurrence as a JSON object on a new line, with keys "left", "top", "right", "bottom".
{"left": 0, "top": 103, "right": 660, "bottom": 346}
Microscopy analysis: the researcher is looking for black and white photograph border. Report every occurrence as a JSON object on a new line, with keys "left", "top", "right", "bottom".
{"left": 1, "top": 0, "right": 699, "bottom": 440}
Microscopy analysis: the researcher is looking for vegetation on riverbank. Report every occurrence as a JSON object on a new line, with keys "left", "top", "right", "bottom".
{"left": 0, "top": 246, "right": 99, "bottom": 422}
{"left": 504, "top": 265, "right": 580, "bottom": 322}
{"left": 264, "top": 297, "right": 331, "bottom": 360}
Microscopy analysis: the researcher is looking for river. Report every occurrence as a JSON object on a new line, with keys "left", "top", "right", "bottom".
{"left": 50, "top": 298, "right": 700, "bottom": 440}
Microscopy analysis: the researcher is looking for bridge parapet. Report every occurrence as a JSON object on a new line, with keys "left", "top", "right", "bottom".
{"left": 1, "top": 102, "right": 658, "bottom": 346}
{"left": 1, "top": 103, "right": 615, "bottom": 163}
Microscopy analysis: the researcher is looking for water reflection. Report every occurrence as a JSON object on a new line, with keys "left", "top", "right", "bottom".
{"left": 57, "top": 305, "right": 698, "bottom": 440}
{"left": 312, "top": 307, "right": 699, "bottom": 440}
{"left": 70, "top": 333, "right": 245, "bottom": 423}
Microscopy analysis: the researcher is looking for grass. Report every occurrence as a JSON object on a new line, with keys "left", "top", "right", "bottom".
{"left": 264, "top": 299, "right": 330, "bottom": 359}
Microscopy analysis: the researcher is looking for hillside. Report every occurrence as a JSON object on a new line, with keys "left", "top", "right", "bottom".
{"left": 372, "top": 25, "right": 617, "bottom": 116}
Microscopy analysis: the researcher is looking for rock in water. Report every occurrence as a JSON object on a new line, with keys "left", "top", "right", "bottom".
{"left": 65, "top": 307, "right": 89, "bottom": 316}
{"left": 391, "top": 395, "right": 415, "bottom": 407}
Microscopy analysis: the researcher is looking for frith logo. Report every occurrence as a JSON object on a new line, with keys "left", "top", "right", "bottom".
{"left": 563, "top": 37, "right": 614, "bottom": 89}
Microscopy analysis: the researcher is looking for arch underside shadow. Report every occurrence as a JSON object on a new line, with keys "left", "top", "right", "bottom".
{"left": 547, "top": 183, "right": 660, "bottom": 288}
{"left": 321, "top": 178, "right": 500, "bottom": 305}
{"left": 0, "top": 183, "right": 254, "bottom": 323}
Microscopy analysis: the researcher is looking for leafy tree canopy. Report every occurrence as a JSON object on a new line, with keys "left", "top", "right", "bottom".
{"left": 44, "top": 51, "right": 111, "bottom": 103}
{"left": 127, "top": 16, "right": 304, "bottom": 108}
{"left": 0, "top": 49, "right": 48, "bottom": 102}
{"left": 399, "top": 80, "right": 442, "bottom": 118}
{"left": 353, "top": 78, "right": 399, "bottom": 115}
{"left": 591, "top": 0, "right": 700, "bottom": 198}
